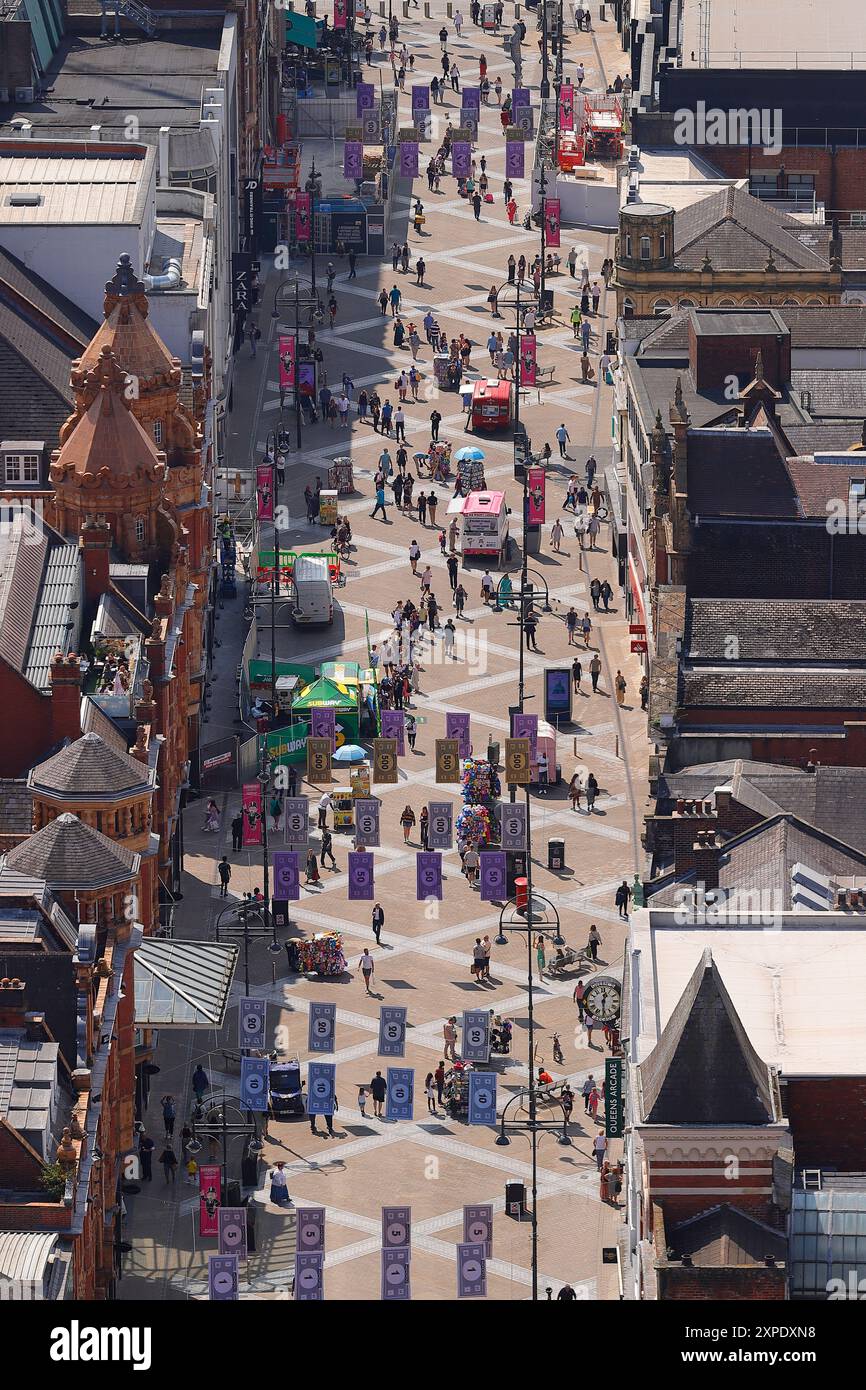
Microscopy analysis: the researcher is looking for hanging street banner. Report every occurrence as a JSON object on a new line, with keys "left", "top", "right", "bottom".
{"left": 307, "top": 1062, "right": 337, "bottom": 1115}
{"left": 446, "top": 712, "right": 471, "bottom": 758}
{"left": 463, "top": 86, "right": 481, "bottom": 111}
{"left": 452, "top": 141, "right": 471, "bottom": 178}
{"left": 428, "top": 801, "right": 453, "bottom": 849}
{"left": 278, "top": 334, "right": 295, "bottom": 391}
{"left": 499, "top": 801, "right": 527, "bottom": 849}
{"left": 348, "top": 850, "right": 375, "bottom": 900}
{"left": 559, "top": 83, "right": 575, "bottom": 130}
{"left": 354, "top": 798, "right": 381, "bottom": 847}
{"left": 479, "top": 850, "right": 507, "bottom": 901}
{"left": 240, "top": 1056, "right": 269, "bottom": 1112}
{"left": 333, "top": 0, "right": 347, "bottom": 28}
{"left": 309, "top": 1002, "right": 337, "bottom": 1054}
{"left": 380, "top": 709, "right": 405, "bottom": 755}
{"left": 362, "top": 106, "right": 381, "bottom": 141}
{"left": 294, "top": 191, "right": 311, "bottom": 244}
{"left": 527, "top": 465, "right": 546, "bottom": 525}
{"left": 297, "top": 1207, "right": 326, "bottom": 1252}
{"left": 386, "top": 1068, "right": 414, "bottom": 1121}
{"left": 242, "top": 783, "right": 262, "bottom": 846}
{"left": 520, "top": 334, "right": 537, "bottom": 387}
{"left": 505, "top": 133, "right": 525, "bottom": 178}
{"left": 344, "top": 140, "right": 363, "bottom": 181}
{"left": 411, "top": 84, "right": 430, "bottom": 111}
{"left": 457, "top": 1243, "right": 487, "bottom": 1298}
{"left": 378, "top": 1006, "right": 408, "bottom": 1058}
{"left": 464, "top": 1205, "right": 493, "bottom": 1258}
{"left": 435, "top": 739, "right": 461, "bottom": 782}
{"left": 373, "top": 738, "right": 398, "bottom": 783}
{"left": 511, "top": 712, "right": 538, "bottom": 760}
{"left": 416, "top": 851, "right": 443, "bottom": 901}
{"left": 514, "top": 106, "right": 535, "bottom": 138}
{"left": 256, "top": 464, "right": 274, "bottom": 522}
{"left": 605, "top": 1057, "right": 625, "bottom": 1138}
{"left": 208, "top": 1253, "right": 239, "bottom": 1301}
{"left": 462, "top": 1010, "right": 491, "bottom": 1062}
{"left": 238, "top": 997, "right": 266, "bottom": 1051}
{"left": 399, "top": 141, "right": 419, "bottom": 178}
{"left": 295, "top": 1251, "right": 324, "bottom": 1300}
{"left": 199, "top": 1165, "right": 222, "bottom": 1237}
{"left": 357, "top": 82, "right": 375, "bottom": 116}
{"left": 381, "top": 1245, "right": 411, "bottom": 1301}
{"left": 310, "top": 706, "right": 337, "bottom": 748}
{"left": 459, "top": 111, "right": 478, "bottom": 141}
{"left": 306, "top": 737, "right": 332, "bottom": 781}
{"left": 272, "top": 849, "right": 300, "bottom": 900}
{"left": 283, "top": 797, "right": 309, "bottom": 846}
{"left": 382, "top": 1206, "right": 412, "bottom": 1249}
{"left": 544, "top": 197, "right": 561, "bottom": 248}
{"left": 218, "top": 1208, "right": 248, "bottom": 1260}
{"left": 512, "top": 87, "right": 530, "bottom": 108}
{"left": 505, "top": 737, "right": 531, "bottom": 784}
{"left": 468, "top": 1072, "right": 497, "bottom": 1126}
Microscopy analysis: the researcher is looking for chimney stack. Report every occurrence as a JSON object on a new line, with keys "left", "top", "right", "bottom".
{"left": 692, "top": 831, "right": 720, "bottom": 890}
{"left": 0, "top": 976, "right": 27, "bottom": 1026}
{"left": 50, "top": 653, "right": 82, "bottom": 747}
{"left": 79, "top": 516, "right": 112, "bottom": 603}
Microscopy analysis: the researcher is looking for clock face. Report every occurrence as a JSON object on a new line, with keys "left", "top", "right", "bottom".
{"left": 585, "top": 978, "right": 621, "bottom": 1022}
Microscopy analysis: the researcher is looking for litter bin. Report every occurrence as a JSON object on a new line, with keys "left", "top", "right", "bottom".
{"left": 506, "top": 1178, "right": 527, "bottom": 1216}
{"left": 487, "top": 740, "right": 500, "bottom": 768}
{"left": 548, "top": 837, "right": 565, "bottom": 871}
{"left": 525, "top": 522, "right": 541, "bottom": 555}
{"left": 515, "top": 875, "right": 529, "bottom": 910}
{"left": 506, "top": 850, "right": 527, "bottom": 896}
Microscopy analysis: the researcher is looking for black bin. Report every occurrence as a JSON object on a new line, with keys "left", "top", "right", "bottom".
{"left": 225, "top": 1179, "right": 242, "bottom": 1207}
{"left": 506, "top": 1179, "right": 527, "bottom": 1216}
{"left": 548, "top": 838, "right": 565, "bottom": 871}
{"left": 487, "top": 740, "right": 500, "bottom": 768}
{"left": 506, "top": 850, "right": 528, "bottom": 897}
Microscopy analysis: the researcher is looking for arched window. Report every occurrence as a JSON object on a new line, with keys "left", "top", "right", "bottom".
{"left": 806, "top": 298, "right": 824, "bottom": 306}
{"left": 742, "top": 298, "right": 760, "bottom": 307}
{"left": 135, "top": 517, "right": 145, "bottom": 543}
{"left": 782, "top": 298, "right": 800, "bottom": 306}
{"left": 622, "top": 297, "right": 635, "bottom": 318}
{"left": 678, "top": 298, "right": 696, "bottom": 308}
{"left": 716, "top": 298, "right": 736, "bottom": 307}
{"left": 652, "top": 299, "right": 672, "bottom": 315}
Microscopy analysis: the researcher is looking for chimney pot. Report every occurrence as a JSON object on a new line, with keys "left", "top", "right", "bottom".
{"left": 676, "top": 798, "right": 685, "bottom": 815}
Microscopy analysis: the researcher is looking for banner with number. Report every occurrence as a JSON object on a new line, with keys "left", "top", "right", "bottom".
{"left": 278, "top": 333, "right": 295, "bottom": 391}
{"left": 272, "top": 849, "right": 300, "bottom": 901}
{"left": 306, "top": 737, "right": 332, "bottom": 781}
{"left": 514, "top": 106, "right": 535, "bottom": 138}
{"left": 520, "top": 334, "right": 537, "bottom": 387}
{"left": 416, "top": 851, "right": 443, "bottom": 901}
{"left": 505, "top": 737, "right": 531, "bottom": 785}
{"left": 208, "top": 1253, "right": 238, "bottom": 1300}
{"left": 294, "top": 191, "right": 311, "bottom": 244}
{"left": 411, "top": 84, "right": 429, "bottom": 111}
{"left": 427, "top": 801, "right": 453, "bottom": 849}
{"left": 435, "top": 739, "right": 460, "bottom": 783}
{"left": 382, "top": 1246, "right": 411, "bottom": 1300}
{"left": 309, "top": 1002, "right": 337, "bottom": 1054}
{"left": 479, "top": 850, "right": 507, "bottom": 901}
{"left": 218, "top": 1208, "right": 248, "bottom": 1260}
{"left": 307, "top": 1062, "right": 336, "bottom": 1115}
{"left": 512, "top": 87, "right": 530, "bottom": 109}
{"left": 457, "top": 1243, "right": 487, "bottom": 1298}
{"left": 373, "top": 738, "right": 398, "bottom": 783}
{"left": 362, "top": 106, "right": 381, "bottom": 141}
{"left": 242, "top": 783, "right": 263, "bottom": 846}
{"left": 400, "top": 141, "right": 419, "bottom": 178}
{"left": 240, "top": 1056, "right": 269, "bottom": 1112}
{"left": 297, "top": 1207, "right": 326, "bottom": 1252}
{"left": 283, "top": 797, "right": 309, "bottom": 846}
{"left": 463, "top": 86, "right": 480, "bottom": 111}
{"left": 559, "top": 83, "right": 575, "bottom": 131}
{"left": 511, "top": 712, "right": 538, "bottom": 760}
{"left": 344, "top": 140, "right": 363, "bottom": 180}
{"left": 446, "top": 712, "right": 471, "bottom": 758}
{"left": 354, "top": 798, "right": 380, "bottom": 847}
{"left": 527, "top": 465, "right": 546, "bottom": 524}
{"left": 357, "top": 82, "right": 375, "bottom": 116}
{"left": 238, "top": 997, "right": 266, "bottom": 1051}
{"left": 380, "top": 710, "right": 405, "bottom": 756}
{"left": 256, "top": 464, "right": 273, "bottom": 521}
{"left": 199, "top": 1165, "right": 222, "bottom": 1237}
{"left": 462, "top": 1010, "right": 491, "bottom": 1062}
{"left": 499, "top": 802, "right": 527, "bottom": 849}
{"left": 468, "top": 1072, "right": 497, "bottom": 1125}
{"left": 382, "top": 1206, "right": 412, "bottom": 1249}
{"left": 295, "top": 1251, "right": 324, "bottom": 1300}
{"left": 452, "top": 141, "right": 471, "bottom": 178}
{"left": 310, "top": 707, "right": 336, "bottom": 748}
{"left": 544, "top": 197, "right": 561, "bottom": 248}
{"left": 378, "top": 1006, "right": 407, "bottom": 1057}
{"left": 386, "top": 1069, "right": 414, "bottom": 1121}
{"left": 505, "top": 138, "right": 524, "bottom": 178}
{"left": 348, "top": 850, "right": 374, "bottom": 900}
{"left": 464, "top": 1204, "right": 493, "bottom": 1257}
{"left": 333, "top": 0, "right": 347, "bottom": 27}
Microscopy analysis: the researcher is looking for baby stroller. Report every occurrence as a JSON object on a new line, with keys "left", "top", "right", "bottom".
{"left": 491, "top": 1018, "right": 513, "bottom": 1054}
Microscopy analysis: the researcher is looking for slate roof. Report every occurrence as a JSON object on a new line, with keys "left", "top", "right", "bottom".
{"left": 784, "top": 454, "right": 866, "bottom": 518}
{"left": 685, "top": 598, "right": 866, "bottom": 662}
{"left": 29, "top": 732, "right": 150, "bottom": 799}
{"left": 78, "top": 697, "right": 129, "bottom": 755}
{"left": 684, "top": 429, "right": 802, "bottom": 517}
{"left": 776, "top": 305, "right": 866, "bottom": 349}
{"left": 783, "top": 423, "right": 866, "bottom": 455}
{"left": 638, "top": 948, "right": 777, "bottom": 1125}
{"left": 665, "top": 1205, "right": 787, "bottom": 1267}
{"left": 0, "top": 782, "right": 31, "bottom": 836}
{"left": 673, "top": 186, "right": 830, "bottom": 271}
{"left": 682, "top": 668, "right": 866, "bottom": 709}
{"left": 0, "top": 515, "right": 80, "bottom": 692}
{"left": 732, "top": 764, "right": 866, "bottom": 853}
{"left": 1, "top": 812, "right": 138, "bottom": 890}
{"left": 790, "top": 369, "right": 866, "bottom": 417}
{"left": 657, "top": 759, "right": 797, "bottom": 806}
{"left": 0, "top": 246, "right": 96, "bottom": 345}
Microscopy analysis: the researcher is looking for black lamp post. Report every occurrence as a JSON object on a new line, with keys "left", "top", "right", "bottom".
{"left": 272, "top": 274, "right": 321, "bottom": 452}
{"left": 187, "top": 1094, "right": 263, "bottom": 1194}
{"left": 215, "top": 901, "right": 281, "bottom": 998}
{"left": 540, "top": 0, "right": 550, "bottom": 99}
{"left": 305, "top": 158, "right": 322, "bottom": 294}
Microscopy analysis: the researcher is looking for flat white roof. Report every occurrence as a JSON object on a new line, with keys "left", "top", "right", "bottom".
{"left": 0, "top": 149, "right": 152, "bottom": 225}
{"left": 680, "top": 0, "right": 866, "bottom": 70}
{"left": 634, "top": 912, "right": 866, "bottom": 1077}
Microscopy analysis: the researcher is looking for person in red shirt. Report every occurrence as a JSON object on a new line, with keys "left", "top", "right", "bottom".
{"left": 538, "top": 1066, "right": 553, "bottom": 1086}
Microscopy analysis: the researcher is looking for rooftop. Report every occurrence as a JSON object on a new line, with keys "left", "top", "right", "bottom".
{"left": 664, "top": 1205, "right": 787, "bottom": 1267}
{"left": 0, "top": 811, "right": 139, "bottom": 890}
{"left": 0, "top": 514, "right": 80, "bottom": 693}
{"left": 0, "top": 143, "right": 154, "bottom": 227}
{"left": 680, "top": 0, "right": 866, "bottom": 71}
{"left": 673, "top": 186, "right": 830, "bottom": 271}
{"left": 29, "top": 731, "right": 151, "bottom": 799}
{"left": 685, "top": 598, "right": 866, "bottom": 664}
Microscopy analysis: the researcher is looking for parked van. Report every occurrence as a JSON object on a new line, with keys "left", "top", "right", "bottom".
{"left": 290, "top": 553, "right": 333, "bottom": 625}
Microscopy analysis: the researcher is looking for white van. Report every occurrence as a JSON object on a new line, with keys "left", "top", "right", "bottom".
{"left": 290, "top": 554, "right": 333, "bottom": 625}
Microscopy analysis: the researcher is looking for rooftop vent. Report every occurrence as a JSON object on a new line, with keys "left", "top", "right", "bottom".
{"left": 8, "top": 192, "right": 41, "bottom": 207}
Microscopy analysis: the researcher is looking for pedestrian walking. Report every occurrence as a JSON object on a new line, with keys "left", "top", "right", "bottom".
{"left": 320, "top": 828, "right": 337, "bottom": 870}
{"left": 218, "top": 856, "right": 231, "bottom": 897}
{"left": 582, "top": 1074, "right": 596, "bottom": 1114}
{"left": 400, "top": 804, "right": 416, "bottom": 843}
{"left": 589, "top": 653, "right": 601, "bottom": 691}
{"left": 587, "top": 923, "right": 602, "bottom": 960}
{"left": 231, "top": 810, "right": 243, "bottom": 851}
{"left": 425, "top": 1072, "right": 437, "bottom": 1113}
{"left": 161, "top": 1094, "right": 176, "bottom": 1138}
{"left": 371, "top": 903, "right": 384, "bottom": 944}
{"left": 535, "top": 933, "right": 546, "bottom": 981}
{"left": 556, "top": 423, "right": 570, "bottom": 457}
{"left": 370, "top": 1070, "right": 387, "bottom": 1118}
{"left": 192, "top": 1065, "right": 208, "bottom": 1104}
{"left": 371, "top": 482, "right": 389, "bottom": 520}
{"left": 305, "top": 848, "right": 321, "bottom": 885}
{"left": 640, "top": 674, "right": 649, "bottom": 710}
{"left": 615, "top": 670, "right": 627, "bottom": 706}
{"left": 317, "top": 791, "right": 332, "bottom": 830}
{"left": 585, "top": 773, "right": 599, "bottom": 813}
{"left": 572, "top": 656, "right": 582, "bottom": 692}
{"left": 615, "top": 880, "right": 631, "bottom": 919}
{"left": 573, "top": 978, "right": 585, "bottom": 1019}
{"left": 139, "top": 1133, "right": 155, "bottom": 1181}
{"left": 160, "top": 1144, "right": 178, "bottom": 1183}
{"left": 593, "top": 1132, "right": 608, "bottom": 1171}
{"left": 269, "top": 1161, "right": 292, "bottom": 1206}
{"left": 565, "top": 606, "right": 578, "bottom": 645}
{"left": 568, "top": 771, "right": 582, "bottom": 812}
{"left": 443, "top": 1016, "right": 458, "bottom": 1061}
{"left": 359, "top": 948, "right": 375, "bottom": 994}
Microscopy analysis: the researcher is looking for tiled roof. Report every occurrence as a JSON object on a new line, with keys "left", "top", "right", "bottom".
{"left": 674, "top": 186, "right": 830, "bottom": 271}
{"left": 1, "top": 812, "right": 138, "bottom": 889}
{"left": 732, "top": 765, "right": 866, "bottom": 854}
{"left": 790, "top": 369, "right": 866, "bottom": 417}
{"left": 665, "top": 1205, "right": 787, "bottom": 1267}
{"left": 685, "top": 429, "right": 802, "bottom": 517}
{"left": 785, "top": 454, "right": 866, "bottom": 518}
{"left": 682, "top": 668, "right": 866, "bottom": 709}
{"left": 685, "top": 598, "right": 866, "bottom": 662}
{"left": 79, "top": 696, "right": 129, "bottom": 754}
{"left": 777, "top": 305, "right": 866, "bottom": 349}
{"left": 0, "top": 246, "right": 96, "bottom": 346}
{"left": 784, "top": 423, "right": 866, "bottom": 455}
{"left": 51, "top": 347, "right": 165, "bottom": 486}
{"left": 638, "top": 949, "right": 777, "bottom": 1125}
{"left": 29, "top": 732, "right": 150, "bottom": 798}
{"left": 0, "top": 782, "right": 31, "bottom": 835}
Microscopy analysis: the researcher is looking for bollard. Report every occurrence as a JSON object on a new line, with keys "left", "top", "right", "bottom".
{"left": 403, "top": 0, "right": 409, "bottom": 13}
{"left": 379, "top": 0, "right": 385, "bottom": 13}
{"left": 447, "top": 0, "right": 453, "bottom": 14}
{"left": 424, "top": 0, "right": 431, "bottom": 12}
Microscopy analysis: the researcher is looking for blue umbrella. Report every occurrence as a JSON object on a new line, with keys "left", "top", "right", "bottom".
{"left": 333, "top": 744, "right": 367, "bottom": 763}
{"left": 454, "top": 446, "right": 486, "bottom": 462}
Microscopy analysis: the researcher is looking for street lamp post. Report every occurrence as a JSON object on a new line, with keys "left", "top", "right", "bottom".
{"left": 273, "top": 275, "right": 322, "bottom": 452}
{"left": 540, "top": 0, "right": 550, "bottom": 99}
{"left": 187, "top": 1093, "right": 262, "bottom": 1194}
{"left": 215, "top": 901, "right": 281, "bottom": 997}
{"left": 305, "top": 159, "right": 322, "bottom": 295}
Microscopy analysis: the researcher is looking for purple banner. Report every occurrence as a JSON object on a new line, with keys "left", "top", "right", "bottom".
{"left": 344, "top": 140, "right": 363, "bottom": 181}
{"left": 411, "top": 85, "right": 430, "bottom": 111}
{"left": 380, "top": 709, "right": 405, "bottom": 757}
{"left": 479, "top": 851, "right": 507, "bottom": 901}
{"left": 462, "top": 86, "right": 481, "bottom": 111}
{"left": 512, "top": 87, "right": 530, "bottom": 109}
{"left": 446, "top": 712, "right": 471, "bottom": 758}
{"left": 272, "top": 850, "right": 300, "bottom": 901}
{"left": 427, "top": 801, "right": 453, "bottom": 850}
{"left": 399, "top": 142, "right": 419, "bottom": 179}
{"left": 505, "top": 141, "right": 525, "bottom": 179}
{"left": 310, "top": 707, "right": 336, "bottom": 748}
{"left": 452, "top": 141, "right": 471, "bottom": 178}
{"left": 416, "top": 851, "right": 443, "bottom": 901}
{"left": 208, "top": 1254, "right": 239, "bottom": 1301}
{"left": 348, "top": 850, "right": 374, "bottom": 900}
{"left": 510, "top": 712, "right": 538, "bottom": 760}
{"left": 357, "top": 83, "right": 375, "bottom": 116}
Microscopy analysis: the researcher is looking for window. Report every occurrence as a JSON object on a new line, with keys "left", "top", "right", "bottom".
{"left": 623, "top": 297, "right": 635, "bottom": 317}
{"left": 659, "top": 233, "right": 666, "bottom": 258}
{"left": 678, "top": 298, "right": 696, "bottom": 308}
{"left": 625, "top": 235, "right": 632, "bottom": 258}
{"left": 153, "top": 420, "right": 163, "bottom": 445}
{"left": 135, "top": 518, "right": 146, "bottom": 543}
{"left": 4, "top": 452, "right": 40, "bottom": 484}
{"left": 639, "top": 236, "right": 651, "bottom": 261}
{"left": 652, "top": 299, "right": 672, "bottom": 315}
{"left": 850, "top": 479, "right": 866, "bottom": 507}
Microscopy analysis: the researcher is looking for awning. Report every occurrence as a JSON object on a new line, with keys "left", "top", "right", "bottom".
{"left": 134, "top": 938, "right": 239, "bottom": 1028}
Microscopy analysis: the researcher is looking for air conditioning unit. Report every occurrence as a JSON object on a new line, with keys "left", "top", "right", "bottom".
{"left": 15, "top": 87, "right": 35, "bottom": 104}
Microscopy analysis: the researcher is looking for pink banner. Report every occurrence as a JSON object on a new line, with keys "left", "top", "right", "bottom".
{"left": 544, "top": 198, "right": 561, "bottom": 248}
{"left": 199, "top": 1165, "right": 222, "bottom": 1237}
{"left": 559, "top": 84, "right": 575, "bottom": 131}
{"left": 294, "top": 192, "right": 311, "bottom": 245}
{"left": 256, "top": 464, "right": 274, "bottom": 521}
{"left": 520, "top": 334, "right": 537, "bottom": 387}
{"left": 242, "top": 783, "right": 263, "bottom": 846}
{"left": 278, "top": 334, "right": 295, "bottom": 391}
{"left": 333, "top": 0, "right": 347, "bottom": 27}
{"left": 527, "top": 466, "right": 546, "bottom": 525}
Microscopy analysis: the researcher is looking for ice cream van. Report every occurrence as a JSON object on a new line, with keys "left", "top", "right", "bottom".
{"left": 458, "top": 490, "right": 510, "bottom": 563}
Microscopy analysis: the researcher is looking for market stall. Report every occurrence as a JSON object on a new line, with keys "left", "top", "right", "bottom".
{"left": 329, "top": 456, "right": 355, "bottom": 495}
{"left": 291, "top": 675, "right": 362, "bottom": 746}
{"left": 286, "top": 931, "right": 347, "bottom": 977}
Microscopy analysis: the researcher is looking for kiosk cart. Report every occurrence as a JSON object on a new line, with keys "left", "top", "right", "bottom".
{"left": 331, "top": 788, "right": 355, "bottom": 832}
